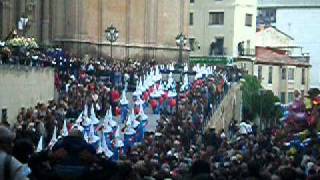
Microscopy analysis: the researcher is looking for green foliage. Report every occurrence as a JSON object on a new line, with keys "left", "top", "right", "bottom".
{"left": 241, "top": 75, "right": 262, "bottom": 120}
{"left": 241, "top": 75, "right": 280, "bottom": 126}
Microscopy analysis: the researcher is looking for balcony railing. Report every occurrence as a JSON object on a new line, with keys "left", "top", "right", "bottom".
{"left": 190, "top": 56, "right": 233, "bottom": 65}
{"left": 238, "top": 48, "right": 256, "bottom": 57}
{"left": 209, "top": 47, "right": 227, "bottom": 56}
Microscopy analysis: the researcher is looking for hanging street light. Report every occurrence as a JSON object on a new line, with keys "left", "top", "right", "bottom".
{"left": 175, "top": 32, "right": 187, "bottom": 68}
{"left": 105, "top": 24, "right": 119, "bottom": 60}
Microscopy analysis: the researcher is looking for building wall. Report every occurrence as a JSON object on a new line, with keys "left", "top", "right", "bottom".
{"left": 0, "top": 66, "right": 54, "bottom": 124}
{"left": 189, "top": 0, "right": 256, "bottom": 57}
{"left": 256, "top": 27, "right": 295, "bottom": 47}
{"left": 258, "top": 0, "right": 320, "bottom": 8}
{"left": 275, "top": 9, "right": 320, "bottom": 87}
{"left": 253, "top": 64, "right": 310, "bottom": 103}
{"left": 257, "top": 0, "right": 320, "bottom": 87}
{"left": 0, "top": 0, "right": 189, "bottom": 62}
{"left": 207, "top": 83, "right": 242, "bottom": 131}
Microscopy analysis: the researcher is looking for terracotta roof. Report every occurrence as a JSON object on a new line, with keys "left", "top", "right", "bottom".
{"left": 256, "top": 47, "right": 310, "bottom": 67}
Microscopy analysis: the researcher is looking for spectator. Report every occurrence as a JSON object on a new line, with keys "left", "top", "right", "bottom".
{"left": 0, "top": 126, "right": 30, "bottom": 180}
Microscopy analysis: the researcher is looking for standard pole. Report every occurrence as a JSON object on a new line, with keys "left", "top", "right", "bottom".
{"left": 178, "top": 42, "right": 183, "bottom": 65}
{"left": 110, "top": 41, "right": 113, "bottom": 60}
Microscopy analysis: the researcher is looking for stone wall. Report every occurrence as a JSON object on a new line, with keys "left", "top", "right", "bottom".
{"left": 0, "top": 65, "right": 54, "bottom": 124}
{"left": 206, "top": 84, "right": 242, "bottom": 131}
{"left": 0, "top": 0, "right": 190, "bottom": 62}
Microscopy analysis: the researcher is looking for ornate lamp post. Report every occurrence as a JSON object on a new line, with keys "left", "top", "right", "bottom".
{"left": 175, "top": 32, "right": 187, "bottom": 67}
{"left": 105, "top": 25, "right": 119, "bottom": 60}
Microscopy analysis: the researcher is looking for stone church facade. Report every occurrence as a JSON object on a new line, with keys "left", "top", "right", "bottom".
{"left": 0, "top": 0, "right": 189, "bottom": 61}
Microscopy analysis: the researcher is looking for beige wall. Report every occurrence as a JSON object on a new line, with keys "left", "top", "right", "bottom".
{"left": 207, "top": 84, "right": 242, "bottom": 131}
{"left": 0, "top": 66, "right": 54, "bottom": 124}
{"left": 0, "top": 0, "right": 189, "bottom": 61}
{"left": 189, "top": 0, "right": 256, "bottom": 57}
{"left": 253, "top": 64, "right": 310, "bottom": 103}
{"left": 256, "top": 27, "right": 294, "bottom": 47}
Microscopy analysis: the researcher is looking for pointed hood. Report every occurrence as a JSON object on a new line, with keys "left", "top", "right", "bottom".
{"left": 133, "top": 82, "right": 142, "bottom": 96}
{"left": 103, "top": 120, "right": 113, "bottom": 133}
{"left": 36, "top": 136, "right": 43, "bottom": 152}
{"left": 83, "top": 104, "right": 88, "bottom": 117}
{"left": 168, "top": 89, "right": 177, "bottom": 98}
{"left": 99, "top": 134, "right": 114, "bottom": 158}
{"left": 106, "top": 106, "right": 117, "bottom": 127}
{"left": 120, "top": 90, "right": 129, "bottom": 105}
{"left": 135, "top": 95, "right": 144, "bottom": 105}
{"left": 88, "top": 124, "right": 99, "bottom": 144}
{"left": 169, "top": 63, "right": 174, "bottom": 71}
{"left": 82, "top": 116, "right": 92, "bottom": 127}
{"left": 114, "top": 126, "right": 124, "bottom": 147}
{"left": 131, "top": 112, "right": 140, "bottom": 129}
{"left": 90, "top": 104, "right": 100, "bottom": 125}
{"left": 76, "top": 112, "right": 83, "bottom": 123}
{"left": 48, "top": 126, "right": 57, "bottom": 149}
{"left": 158, "top": 81, "right": 165, "bottom": 95}
{"left": 114, "top": 125, "right": 122, "bottom": 139}
{"left": 124, "top": 126, "right": 136, "bottom": 135}
{"left": 139, "top": 103, "right": 148, "bottom": 121}
{"left": 184, "top": 63, "right": 189, "bottom": 72}
{"left": 61, "top": 119, "right": 68, "bottom": 137}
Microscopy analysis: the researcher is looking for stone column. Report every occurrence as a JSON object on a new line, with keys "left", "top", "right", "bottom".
{"left": 19, "top": 0, "right": 26, "bottom": 15}
{"left": 78, "top": 0, "right": 87, "bottom": 39}
{"left": 41, "top": 0, "right": 50, "bottom": 44}
{"left": 1, "top": 0, "right": 12, "bottom": 38}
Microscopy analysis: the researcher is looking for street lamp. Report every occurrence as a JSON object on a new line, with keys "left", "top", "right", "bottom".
{"left": 18, "top": 16, "right": 29, "bottom": 36}
{"left": 105, "top": 25, "right": 119, "bottom": 60}
{"left": 175, "top": 33, "right": 187, "bottom": 67}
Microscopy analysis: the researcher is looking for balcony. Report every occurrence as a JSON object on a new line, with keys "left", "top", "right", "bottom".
{"left": 237, "top": 48, "right": 256, "bottom": 57}
{"left": 209, "top": 47, "right": 227, "bottom": 57}
{"left": 190, "top": 55, "right": 233, "bottom": 65}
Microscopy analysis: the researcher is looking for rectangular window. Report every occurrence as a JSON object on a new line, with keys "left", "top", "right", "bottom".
{"left": 209, "top": 12, "right": 224, "bottom": 25}
{"left": 189, "top": 12, "right": 194, "bottom": 26}
{"left": 245, "top": 14, "right": 253, "bottom": 27}
{"left": 189, "top": 38, "right": 195, "bottom": 51}
{"left": 1, "top": 108, "right": 7, "bottom": 123}
{"left": 280, "top": 92, "right": 286, "bottom": 104}
{"left": 258, "top": 66, "right": 262, "bottom": 81}
{"left": 301, "top": 90, "right": 304, "bottom": 97}
{"left": 288, "top": 92, "right": 294, "bottom": 102}
{"left": 302, "top": 68, "right": 305, "bottom": 84}
{"left": 281, "top": 68, "right": 286, "bottom": 80}
{"left": 190, "top": 0, "right": 194, "bottom": 3}
{"left": 268, "top": 66, "right": 272, "bottom": 84}
{"left": 288, "top": 68, "right": 294, "bottom": 81}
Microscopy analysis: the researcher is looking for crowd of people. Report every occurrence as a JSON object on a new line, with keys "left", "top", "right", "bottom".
{"left": 1, "top": 44, "right": 320, "bottom": 180}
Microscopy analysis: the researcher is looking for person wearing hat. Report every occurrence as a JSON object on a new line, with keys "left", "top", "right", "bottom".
{"left": 0, "top": 125, "right": 30, "bottom": 180}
